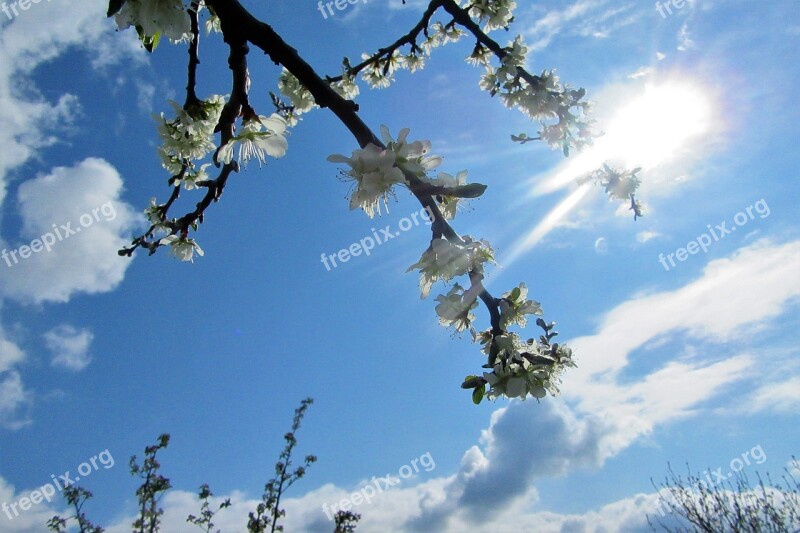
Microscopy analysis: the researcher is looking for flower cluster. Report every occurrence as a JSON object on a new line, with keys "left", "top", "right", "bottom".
{"left": 113, "top": 0, "right": 192, "bottom": 44}
{"left": 498, "top": 283, "right": 542, "bottom": 329}
{"left": 155, "top": 96, "right": 225, "bottom": 175}
{"left": 578, "top": 163, "right": 642, "bottom": 201}
{"left": 459, "top": 0, "right": 517, "bottom": 31}
{"left": 474, "top": 328, "right": 576, "bottom": 401}
{"left": 159, "top": 234, "right": 204, "bottom": 262}
{"left": 277, "top": 69, "right": 318, "bottom": 124}
{"left": 327, "top": 126, "right": 442, "bottom": 218}
{"left": 150, "top": 99, "right": 288, "bottom": 259}
{"left": 407, "top": 236, "right": 494, "bottom": 299}
{"left": 435, "top": 283, "right": 479, "bottom": 334}
{"left": 578, "top": 163, "right": 645, "bottom": 219}
{"left": 475, "top": 36, "right": 595, "bottom": 155}
{"left": 356, "top": 22, "right": 463, "bottom": 90}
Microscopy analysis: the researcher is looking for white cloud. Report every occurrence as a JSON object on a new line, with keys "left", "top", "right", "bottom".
{"left": 43, "top": 324, "right": 94, "bottom": 371}
{"left": 745, "top": 377, "right": 800, "bottom": 415}
{"left": 0, "top": 158, "right": 140, "bottom": 304}
{"left": 0, "top": 370, "right": 32, "bottom": 430}
{"left": 0, "top": 475, "right": 63, "bottom": 531}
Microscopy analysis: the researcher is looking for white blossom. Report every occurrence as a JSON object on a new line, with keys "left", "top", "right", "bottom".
{"left": 114, "top": 0, "right": 192, "bottom": 43}
{"left": 498, "top": 282, "right": 542, "bottom": 329}
{"left": 217, "top": 114, "right": 289, "bottom": 167}
{"left": 155, "top": 96, "right": 225, "bottom": 168}
{"left": 327, "top": 144, "right": 405, "bottom": 218}
{"left": 160, "top": 234, "right": 204, "bottom": 262}
{"left": 435, "top": 284, "right": 478, "bottom": 332}
{"left": 407, "top": 236, "right": 494, "bottom": 298}
{"left": 278, "top": 69, "right": 317, "bottom": 119}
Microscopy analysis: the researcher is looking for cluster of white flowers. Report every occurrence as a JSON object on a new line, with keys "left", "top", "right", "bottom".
{"left": 477, "top": 330, "right": 575, "bottom": 400}
{"left": 277, "top": 69, "right": 318, "bottom": 124}
{"left": 407, "top": 236, "right": 495, "bottom": 299}
{"left": 475, "top": 36, "right": 594, "bottom": 154}
{"left": 327, "top": 126, "right": 442, "bottom": 218}
{"left": 217, "top": 114, "right": 289, "bottom": 167}
{"left": 151, "top": 98, "right": 288, "bottom": 259}
{"left": 173, "top": 163, "right": 212, "bottom": 191}
{"left": 578, "top": 163, "right": 642, "bottom": 201}
{"left": 114, "top": 0, "right": 192, "bottom": 43}
{"left": 498, "top": 283, "right": 542, "bottom": 329}
{"left": 159, "top": 234, "right": 204, "bottom": 262}
{"left": 331, "top": 68, "right": 360, "bottom": 101}
{"left": 156, "top": 96, "right": 225, "bottom": 174}
{"left": 435, "top": 283, "right": 479, "bottom": 333}
{"left": 356, "top": 23, "right": 463, "bottom": 90}
{"left": 456, "top": 0, "right": 517, "bottom": 31}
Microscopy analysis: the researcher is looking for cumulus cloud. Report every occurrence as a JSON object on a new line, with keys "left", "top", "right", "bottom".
{"left": 0, "top": 158, "right": 140, "bottom": 303}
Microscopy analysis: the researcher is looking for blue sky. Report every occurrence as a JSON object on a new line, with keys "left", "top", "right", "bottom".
{"left": 0, "top": 0, "right": 798, "bottom": 531}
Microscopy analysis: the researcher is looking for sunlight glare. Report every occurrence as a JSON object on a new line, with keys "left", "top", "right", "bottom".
{"left": 533, "top": 81, "right": 713, "bottom": 196}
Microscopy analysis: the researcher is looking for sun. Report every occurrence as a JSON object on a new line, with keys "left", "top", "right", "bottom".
{"left": 533, "top": 80, "right": 714, "bottom": 197}
{"left": 504, "top": 80, "right": 714, "bottom": 263}
{"left": 599, "top": 82, "right": 713, "bottom": 170}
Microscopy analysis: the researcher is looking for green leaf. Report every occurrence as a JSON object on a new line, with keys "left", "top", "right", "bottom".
{"left": 445, "top": 183, "right": 487, "bottom": 199}
{"left": 508, "top": 286, "right": 521, "bottom": 302}
{"left": 472, "top": 385, "right": 485, "bottom": 405}
{"left": 106, "top": 0, "right": 126, "bottom": 17}
{"left": 461, "top": 375, "right": 481, "bottom": 389}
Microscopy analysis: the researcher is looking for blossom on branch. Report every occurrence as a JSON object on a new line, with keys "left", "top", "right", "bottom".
{"left": 155, "top": 96, "right": 226, "bottom": 170}
{"left": 217, "top": 114, "right": 289, "bottom": 167}
{"left": 463, "top": 0, "right": 517, "bottom": 31}
{"left": 327, "top": 145, "right": 405, "bottom": 218}
{"left": 435, "top": 283, "right": 479, "bottom": 333}
{"left": 407, "top": 236, "right": 495, "bottom": 298}
{"left": 498, "top": 282, "right": 542, "bottom": 329}
{"left": 160, "top": 234, "right": 204, "bottom": 262}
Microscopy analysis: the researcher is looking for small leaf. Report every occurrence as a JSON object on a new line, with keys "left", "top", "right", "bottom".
{"left": 461, "top": 375, "right": 481, "bottom": 389}
{"left": 445, "top": 183, "right": 487, "bottom": 199}
{"left": 509, "top": 286, "right": 521, "bottom": 302}
{"left": 472, "top": 385, "right": 485, "bottom": 405}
